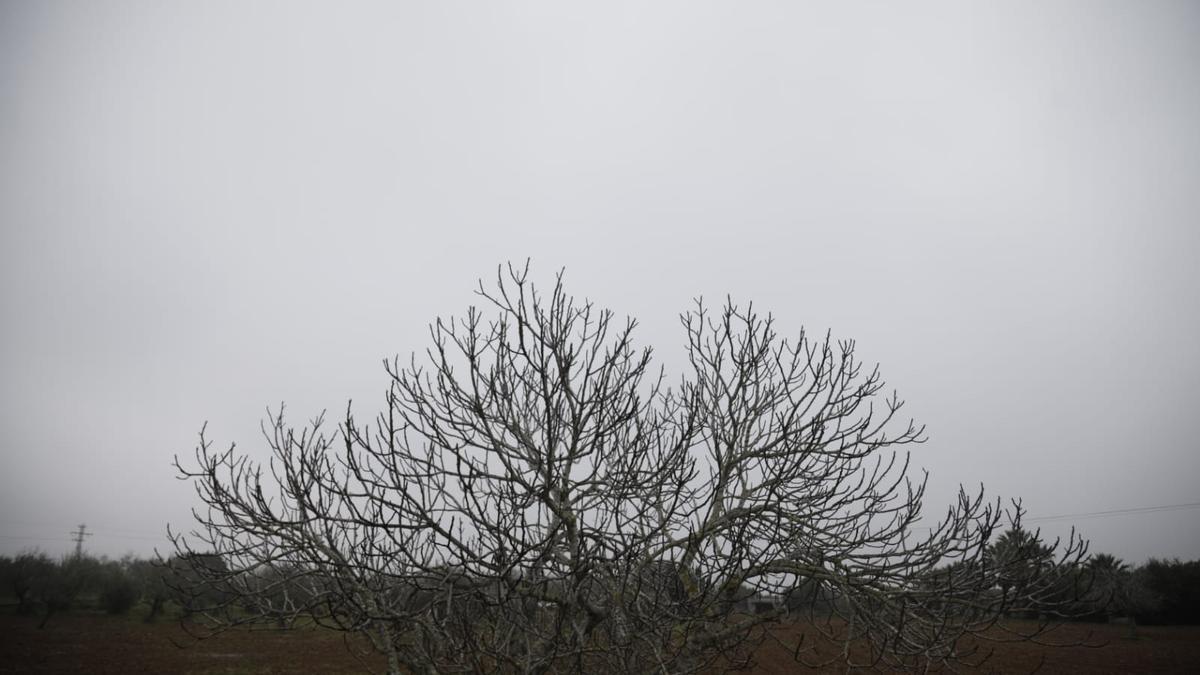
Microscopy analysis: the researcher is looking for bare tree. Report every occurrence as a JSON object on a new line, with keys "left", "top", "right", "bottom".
{"left": 171, "top": 263, "right": 1088, "bottom": 674}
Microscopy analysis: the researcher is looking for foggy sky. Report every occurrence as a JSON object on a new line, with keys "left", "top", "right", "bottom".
{"left": 2, "top": 1, "right": 1198, "bottom": 564}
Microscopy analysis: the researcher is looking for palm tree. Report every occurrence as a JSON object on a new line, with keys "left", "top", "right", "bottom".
{"left": 987, "top": 528, "right": 1053, "bottom": 595}
{"left": 1087, "top": 553, "right": 1128, "bottom": 576}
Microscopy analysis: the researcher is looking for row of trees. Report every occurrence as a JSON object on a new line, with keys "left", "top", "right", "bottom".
{"left": 1075, "top": 554, "right": 1200, "bottom": 626}
{"left": 932, "top": 528, "right": 1199, "bottom": 626}
{"left": 0, "top": 551, "right": 215, "bottom": 626}
{"left": 6, "top": 546, "right": 1198, "bottom": 628}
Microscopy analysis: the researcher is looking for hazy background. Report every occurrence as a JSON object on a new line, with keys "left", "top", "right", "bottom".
{"left": 2, "top": 1, "right": 1197, "bottom": 564}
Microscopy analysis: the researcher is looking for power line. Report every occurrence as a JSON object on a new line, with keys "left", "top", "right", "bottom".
{"left": 1, "top": 531, "right": 163, "bottom": 541}
{"left": 4, "top": 502, "right": 1199, "bottom": 549}
{"left": 0, "top": 519, "right": 167, "bottom": 540}
{"left": 88, "top": 526, "right": 167, "bottom": 539}
{"left": 0, "top": 534, "right": 69, "bottom": 542}
{"left": 1025, "top": 501, "right": 1200, "bottom": 524}
{"left": 89, "top": 532, "right": 166, "bottom": 541}
{"left": 908, "top": 500, "right": 1200, "bottom": 532}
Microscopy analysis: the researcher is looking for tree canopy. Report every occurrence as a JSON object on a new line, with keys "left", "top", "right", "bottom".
{"left": 171, "top": 264, "right": 1088, "bottom": 674}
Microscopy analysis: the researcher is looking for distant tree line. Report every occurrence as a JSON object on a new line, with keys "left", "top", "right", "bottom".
{"left": 908, "top": 528, "right": 1200, "bottom": 627}
{"left": 3, "top": 537, "right": 1198, "bottom": 631}
{"left": 1084, "top": 555, "right": 1200, "bottom": 626}
{"left": 0, "top": 551, "right": 220, "bottom": 627}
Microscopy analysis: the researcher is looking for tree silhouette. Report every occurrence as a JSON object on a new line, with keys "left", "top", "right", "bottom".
{"left": 988, "top": 528, "right": 1055, "bottom": 595}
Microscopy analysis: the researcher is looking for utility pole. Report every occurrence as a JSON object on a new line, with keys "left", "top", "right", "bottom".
{"left": 69, "top": 523, "right": 92, "bottom": 559}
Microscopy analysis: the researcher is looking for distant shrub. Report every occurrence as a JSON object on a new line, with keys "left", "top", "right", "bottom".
{"left": 0, "top": 552, "right": 56, "bottom": 615}
{"left": 1135, "top": 559, "right": 1200, "bottom": 625}
{"left": 34, "top": 556, "right": 100, "bottom": 628}
{"left": 100, "top": 570, "right": 139, "bottom": 615}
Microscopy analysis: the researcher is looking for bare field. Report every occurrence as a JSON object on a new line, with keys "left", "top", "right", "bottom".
{"left": 1, "top": 613, "right": 1197, "bottom": 674}
{"left": 745, "top": 620, "right": 1200, "bottom": 674}
{"left": 0, "top": 612, "right": 385, "bottom": 675}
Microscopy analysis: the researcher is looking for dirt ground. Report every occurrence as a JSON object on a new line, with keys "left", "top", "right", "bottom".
{"left": 0, "top": 612, "right": 385, "bottom": 674}
{"left": 1, "top": 612, "right": 1197, "bottom": 674}
{"left": 744, "top": 620, "right": 1200, "bottom": 674}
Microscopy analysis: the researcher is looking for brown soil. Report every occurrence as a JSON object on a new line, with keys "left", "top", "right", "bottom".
{"left": 0, "top": 612, "right": 385, "bottom": 674}
{"left": 744, "top": 620, "right": 1200, "bottom": 674}
{"left": 1, "top": 613, "right": 1197, "bottom": 674}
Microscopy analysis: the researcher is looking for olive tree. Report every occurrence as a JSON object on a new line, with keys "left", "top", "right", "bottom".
{"left": 171, "top": 264, "right": 1087, "bottom": 674}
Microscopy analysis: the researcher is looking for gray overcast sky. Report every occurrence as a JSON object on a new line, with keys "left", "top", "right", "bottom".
{"left": 2, "top": 1, "right": 1198, "bottom": 564}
